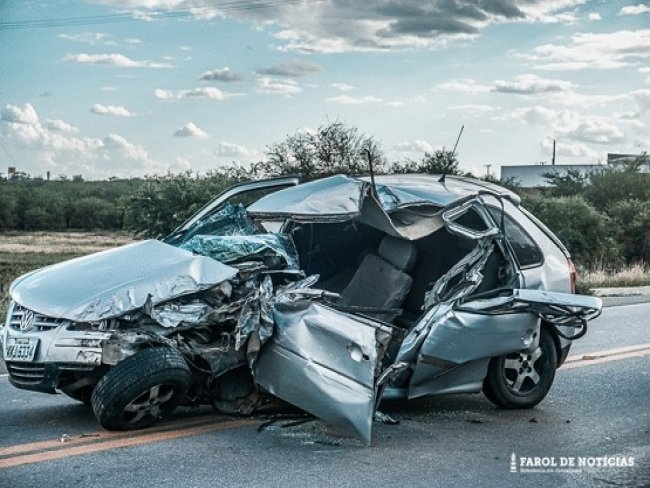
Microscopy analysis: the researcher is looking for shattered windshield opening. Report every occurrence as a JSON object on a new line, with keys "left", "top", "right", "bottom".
{"left": 169, "top": 202, "right": 300, "bottom": 271}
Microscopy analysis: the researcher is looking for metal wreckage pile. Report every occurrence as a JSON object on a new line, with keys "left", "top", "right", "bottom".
{"left": 6, "top": 175, "right": 600, "bottom": 444}
{"left": 97, "top": 203, "right": 323, "bottom": 415}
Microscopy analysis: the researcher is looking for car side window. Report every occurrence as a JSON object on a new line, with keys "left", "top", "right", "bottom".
{"left": 488, "top": 207, "right": 543, "bottom": 268}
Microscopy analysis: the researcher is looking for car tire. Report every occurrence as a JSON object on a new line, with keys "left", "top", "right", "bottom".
{"left": 91, "top": 347, "right": 191, "bottom": 431}
{"left": 483, "top": 327, "right": 558, "bottom": 409}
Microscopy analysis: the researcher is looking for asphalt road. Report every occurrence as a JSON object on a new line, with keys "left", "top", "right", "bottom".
{"left": 0, "top": 302, "right": 648, "bottom": 487}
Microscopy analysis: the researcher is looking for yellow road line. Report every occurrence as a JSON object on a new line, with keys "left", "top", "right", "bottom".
{"left": 0, "top": 413, "right": 228, "bottom": 457}
{"left": 561, "top": 343, "right": 650, "bottom": 370}
{"left": 0, "top": 418, "right": 255, "bottom": 469}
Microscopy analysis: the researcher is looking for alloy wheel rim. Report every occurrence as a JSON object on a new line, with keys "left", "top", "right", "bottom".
{"left": 122, "top": 384, "right": 175, "bottom": 424}
{"left": 503, "top": 347, "right": 543, "bottom": 394}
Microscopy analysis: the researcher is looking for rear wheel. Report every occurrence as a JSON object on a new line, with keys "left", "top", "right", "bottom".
{"left": 91, "top": 347, "right": 191, "bottom": 430}
{"left": 483, "top": 327, "right": 557, "bottom": 409}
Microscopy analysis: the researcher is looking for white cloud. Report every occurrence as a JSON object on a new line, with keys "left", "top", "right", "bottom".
{"left": 154, "top": 87, "right": 241, "bottom": 100}
{"left": 63, "top": 53, "right": 173, "bottom": 68}
{"left": 1, "top": 103, "right": 102, "bottom": 153}
{"left": 103, "top": 133, "right": 148, "bottom": 161}
{"left": 172, "top": 157, "right": 192, "bottom": 172}
{"left": 91, "top": 0, "right": 586, "bottom": 53}
{"left": 493, "top": 74, "right": 575, "bottom": 94}
{"left": 546, "top": 91, "right": 628, "bottom": 108}
{"left": 255, "top": 60, "right": 321, "bottom": 77}
{"left": 213, "top": 141, "right": 260, "bottom": 159}
{"left": 331, "top": 82, "right": 354, "bottom": 92}
{"left": 630, "top": 89, "right": 650, "bottom": 115}
{"left": 510, "top": 106, "right": 625, "bottom": 145}
{"left": 91, "top": 103, "right": 136, "bottom": 117}
{"left": 619, "top": 4, "right": 650, "bottom": 15}
{"left": 587, "top": 12, "right": 601, "bottom": 21}
{"left": 435, "top": 78, "right": 491, "bottom": 93}
{"left": 522, "top": 29, "right": 650, "bottom": 70}
{"left": 154, "top": 89, "right": 175, "bottom": 100}
{"left": 447, "top": 104, "right": 499, "bottom": 115}
{"left": 100, "top": 86, "right": 117, "bottom": 91}
{"left": 58, "top": 32, "right": 109, "bottom": 45}
{"left": 256, "top": 77, "right": 302, "bottom": 95}
{"left": 178, "top": 87, "right": 228, "bottom": 99}
{"left": 199, "top": 67, "right": 244, "bottom": 82}
{"left": 393, "top": 140, "right": 434, "bottom": 153}
{"left": 0, "top": 103, "right": 168, "bottom": 177}
{"left": 540, "top": 137, "right": 599, "bottom": 160}
{"left": 1, "top": 103, "right": 39, "bottom": 125}
{"left": 386, "top": 95, "right": 427, "bottom": 107}
{"left": 173, "top": 122, "right": 208, "bottom": 139}
{"left": 44, "top": 119, "right": 78, "bottom": 133}
{"left": 325, "top": 94, "right": 383, "bottom": 104}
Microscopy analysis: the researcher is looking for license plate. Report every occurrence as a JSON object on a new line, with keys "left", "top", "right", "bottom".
{"left": 4, "top": 337, "right": 39, "bottom": 362}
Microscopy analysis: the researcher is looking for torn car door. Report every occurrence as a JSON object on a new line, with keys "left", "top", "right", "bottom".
{"left": 253, "top": 301, "right": 393, "bottom": 445}
{"left": 405, "top": 289, "right": 602, "bottom": 399}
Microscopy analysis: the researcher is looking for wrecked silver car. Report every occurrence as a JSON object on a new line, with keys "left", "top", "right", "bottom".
{"left": 1, "top": 174, "right": 602, "bottom": 444}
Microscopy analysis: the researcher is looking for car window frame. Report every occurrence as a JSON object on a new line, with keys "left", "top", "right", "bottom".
{"left": 486, "top": 204, "right": 545, "bottom": 270}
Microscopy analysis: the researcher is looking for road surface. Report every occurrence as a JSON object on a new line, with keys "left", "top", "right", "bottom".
{"left": 0, "top": 301, "right": 648, "bottom": 487}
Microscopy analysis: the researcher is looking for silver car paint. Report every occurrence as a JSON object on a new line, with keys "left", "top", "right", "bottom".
{"left": 10, "top": 240, "right": 238, "bottom": 322}
{"left": 253, "top": 301, "right": 393, "bottom": 445}
{"left": 2, "top": 174, "right": 603, "bottom": 444}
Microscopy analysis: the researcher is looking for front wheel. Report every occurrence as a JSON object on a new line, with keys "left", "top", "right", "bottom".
{"left": 91, "top": 347, "right": 191, "bottom": 430}
{"left": 483, "top": 327, "right": 558, "bottom": 409}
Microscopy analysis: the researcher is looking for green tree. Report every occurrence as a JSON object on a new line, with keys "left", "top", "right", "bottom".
{"left": 542, "top": 169, "right": 589, "bottom": 197}
{"left": 122, "top": 171, "right": 233, "bottom": 237}
{"left": 521, "top": 193, "right": 619, "bottom": 268}
{"left": 584, "top": 157, "right": 650, "bottom": 211}
{"left": 607, "top": 199, "right": 650, "bottom": 264}
{"left": 391, "top": 149, "right": 462, "bottom": 175}
{"left": 250, "top": 122, "right": 384, "bottom": 180}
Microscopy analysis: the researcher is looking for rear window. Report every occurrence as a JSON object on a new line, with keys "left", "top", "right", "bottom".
{"left": 488, "top": 207, "right": 543, "bottom": 268}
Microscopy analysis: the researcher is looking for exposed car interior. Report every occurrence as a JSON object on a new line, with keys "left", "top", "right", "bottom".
{"left": 288, "top": 209, "right": 512, "bottom": 328}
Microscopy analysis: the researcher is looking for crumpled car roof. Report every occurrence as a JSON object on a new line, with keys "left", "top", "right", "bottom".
{"left": 248, "top": 173, "right": 520, "bottom": 219}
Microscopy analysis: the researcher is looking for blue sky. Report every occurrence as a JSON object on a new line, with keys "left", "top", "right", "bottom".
{"left": 1, "top": 0, "right": 649, "bottom": 179}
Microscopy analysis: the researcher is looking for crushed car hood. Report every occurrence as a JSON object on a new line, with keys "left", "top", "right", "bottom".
{"left": 10, "top": 240, "right": 238, "bottom": 322}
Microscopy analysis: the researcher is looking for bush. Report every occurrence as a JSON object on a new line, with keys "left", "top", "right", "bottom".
{"left": 607, "top": 199, "right": 650, "bottom": 264}
{"left": 121, "top": 172, "right": 234, "bottom": 238}
{"left": 520, "top": 193, "right": 620, "bottom": 268}
{"left": 584, "top": 162, "right": 650, "bottom": 211}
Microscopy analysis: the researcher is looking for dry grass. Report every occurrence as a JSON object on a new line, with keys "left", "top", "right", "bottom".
{"left": 0, "top": 231, "right": 135, "bottom": 254}
{"left": 0, "top": 232, "right": 135, "bottom": 318}
{"left": 579, "top": 264, "right": 650, "bottom": 290}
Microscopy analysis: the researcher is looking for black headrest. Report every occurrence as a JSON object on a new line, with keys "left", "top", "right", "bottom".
{"left": 378, "top": 235, "right": 417, "bottom": 272}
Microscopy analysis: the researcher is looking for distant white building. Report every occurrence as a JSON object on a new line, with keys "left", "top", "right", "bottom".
{"left": 500, "top": 153, "right": 648, "bottom": 188}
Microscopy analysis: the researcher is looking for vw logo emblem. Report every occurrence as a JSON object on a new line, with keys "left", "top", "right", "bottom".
{"left": 20, "top": 310, "right": 36, "bottom": 332}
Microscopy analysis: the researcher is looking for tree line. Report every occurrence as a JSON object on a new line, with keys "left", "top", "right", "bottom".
{"left": 1, "top": 121, "right": 648, "bottom": 269}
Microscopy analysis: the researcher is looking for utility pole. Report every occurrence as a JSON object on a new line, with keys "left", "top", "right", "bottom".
{"left": 552, "top": 139, "right": 556, "bottom": 166}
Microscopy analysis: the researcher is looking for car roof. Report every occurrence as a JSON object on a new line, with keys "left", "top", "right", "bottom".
{"left": 247, "top": 173, "right": 520, "bottom": 220}
{"left": 361, "top": 174, "right": 520, "bottom": 207}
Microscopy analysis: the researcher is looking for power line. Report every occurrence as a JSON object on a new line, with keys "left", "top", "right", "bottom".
{"left": 0, "top": 0, "right": 319, "bottom": 30}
